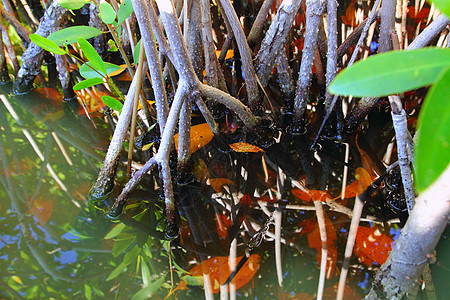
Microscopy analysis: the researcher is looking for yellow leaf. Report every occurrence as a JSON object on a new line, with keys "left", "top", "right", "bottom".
{"left": 215, "top": 49, "right": 234, "bottom": 60}
{"left": 229, "top": 142, "right": 264, "bottom": 153}
{"left": 174, "top": 123, "right": 214, "bottom": 154}
{"left": 109, "top": 64, "right": 127, "bottom": 77}
{"left": 12, "top": 275, "right": 23, "bottom": 285}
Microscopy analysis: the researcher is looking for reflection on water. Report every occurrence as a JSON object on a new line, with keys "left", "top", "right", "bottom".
{"left": 0, "top": 86, "right": 448, "bottom": 299}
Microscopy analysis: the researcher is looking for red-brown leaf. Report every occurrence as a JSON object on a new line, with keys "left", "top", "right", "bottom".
{"left": 355, "top": 226, "right": 393, "bottom": 265}
{"left": 174, "top": 123, "right": 214, "bottom": 154}
{"left": 229, "top": 142, "right": 264, "bottom": 153}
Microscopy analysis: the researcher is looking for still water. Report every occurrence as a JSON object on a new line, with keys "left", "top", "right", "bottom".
{"left": 0, "top": 86, "right": 448, "bottom": 299}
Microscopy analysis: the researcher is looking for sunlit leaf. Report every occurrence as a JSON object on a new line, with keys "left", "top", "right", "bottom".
{"left": 108, "top": 64, "right": 127, "bottom": 77}
{"left": 329, "top": 48, "right": 450, "bottom": 97}
{"left": 209, "top": 178, "right": 235, "bottom": 193}
{"left": 78, "top": 38, "right": 107, "bottom": 74}
{"left": 73, "top": 77, "right": 104, "bottom": 90}
{"left": 12, "top": 275, "right": 23, "bottom": 285}
{"left": 229, "top": 142, "right": 264, "bottom": 153}
{"left": 29, "top": 34, "right": 66, "bottom": 55}
{"left": 415, "top": 66, "right": 450, "bottom": 192}
{"left": 117, "top": 0, "right": 133, "bottom": 25}
{"left": 215, "top": 49, "right": 234, "bottom": 60}
{"left": 106, "top": 263, "right": 127, "bottom": 281}
{"left": 104, "top": 223, "right": 126, "bottom": 239}
{"left": 173, "top": 123, "right": 215, "bottom": 154}
{"left": 80, "top": 62, "right": 122, "bottom": 79}
{"left": 99, "top": 2, "right": 116, "bottom": 24}
{"left": 48, "top": 26, "right": 103, "bottom": 46}
{"left": 59, "top": 0, "right": 90, "bottom": 10}
{"left": 140, "top": 257, "right": 151, "bottom": 287}
{"left": 429, "top": 0, "right": 450, "bottom": 17}
{"left": 101, "top": 95, "right": 123, "bottom": 112}
{"left": 355, "top": 226, "right": 393, "bottom": 265}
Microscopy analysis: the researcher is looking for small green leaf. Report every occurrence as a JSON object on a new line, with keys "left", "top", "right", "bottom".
{"left": 59, "top": 0, "right": 90, "bottom": 10}
{"left": 329, "top": 48, "right": 450, "bottom": 97}
{"left": 415, "top": 66, "right": 450, "bottom": 192}
{"left": 80, "top": 62, "right": 122, "bottom": 79}
{"left": 78, "top": 38, "right": 107, "bottom": 74}
{"left": 84, "top": 284, "right": 92, "bottom": 300}
{"left": 130, "top": 275, "right": 166, "bottom": 300}
{"left": 99, "top": 2, "right": 116, "bottom": 24}
{"left": 133, "top": 39, "right": 146, "bottom": 65}
{"left": 102, "top": 95, "right": 123, "bottom": 112}
{"left": 73, "top": 77, "right": 104, "bottom": 90}
{"left": 104, "top": 223, "right": 126, "bottom": 239}
{"left": 106, "top": 263, "right": 127, "bottom": 281}
{"left": 48, "top": 26, "right": 103, "bottom": 46}
{"left": 123, "top": 244, "right": 140, "bottom": 265}
{"left": 117, "top": 0, "right": 133, "bottom": 25}
{"left": 29, "top": 34, "right": 66, "bottom": 55}
{"left": 429, "top": 0, "right": 450, "bottom": 18}
{"left": 140, "top": 257, "right": 151, "bottom": 287}
{"left": 107, "top": 39, "right": 118, "bottom": 52}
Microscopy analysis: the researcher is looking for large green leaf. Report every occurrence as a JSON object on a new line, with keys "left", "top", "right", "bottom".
{"left": 117, "top": 0, "right": 133, "bottom": 25}
{"left": 329, "top": 48, "right": 450, "bottom": 97}
{"left": 415, "top": 66, "right": 450, "bottom": 192}
{"left": 29, "top": 34, "right": 66, "bottom": 55}
{"left": 59, "top": 0, "right": 90, "bottom": 10}
{"left": 48, "top": 26, "right": 103, "bottom": 46}
{"left": 429, "top": 0, "right": 450, "bottom": 18}
{"left": 80, "top": 62, "right": 122, "bottom": 79}
{"left": 102, "top": 95, "right": 123, "bottom": 112}
{"left": 73, "top": 77, "right": 104, "bottom": 90}
{"left": 99, "top": 2, "right": 116, "bottom": 24}
{"left": 78, "top": 38, "right": 106, "bottom": 74}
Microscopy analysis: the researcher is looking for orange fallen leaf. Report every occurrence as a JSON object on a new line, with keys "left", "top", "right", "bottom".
{"left": 174, "top": 123, "right": 214, "bottom": 154}
{"left": 215, "top": 49, "right": 234, "bottom": 60}
{"left": 355, "top": 226, "right": 393, "bottom": 265}
{"left": 229, "top": 142, "right": 264, "bottom": 153}
{"left": 292, "top": 188, "right": 330, "bottom": 202}
{"left": 209, "top": 178, "right": 235, "bottom": 193}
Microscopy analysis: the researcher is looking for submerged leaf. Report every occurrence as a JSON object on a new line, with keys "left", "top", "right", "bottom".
{"left": 229, "top": 142, "right": 264, "bottom": 153}
{"left": 173, "top": 123, "right": 214, "bottom": 154}
{"left": 355, "top": 226, "right": 393, "bottom": 265}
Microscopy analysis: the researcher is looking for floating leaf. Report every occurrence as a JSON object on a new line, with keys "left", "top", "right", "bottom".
{"left": 329, "top": 48, "right": 450, "bottom": 97}
{"left": 48, "top": 26, "right": 103, "bottom": 46}
{"left": 29, "top": 34, "right": 66, "bottom": 55}
{"left": 117, "top": 0, "right": 133, "bottom": 25}
{"left": 73, "top": 77, "right": 104, "bottom": 90}
{"left": 415, "top": 66, "right": 450, "bottom": 192}
{"left": 173, "top": 123, "right": 214, "bottom": 154}
{"left": 209, "top": 178, "right": 235, "bottom": 193}
{"left": 78, "top": 38, "right": 107, "bottom": 74}
{"left": 355, "top": 226, "right": 393, "bottom": 265}
{"left": 229, "top": 142, "right": 264, "bottom": 153}
{"left": 59, "top": 0, "right": 90, "bottom": 10}
{"left": 102, "top": 95, "right": 123, "bottom": 112}
{"left": 177, "top": 254, "right": 260, "bottom": 294}
{"left": 99, "top": 2, "right": 116, "bottom": 24}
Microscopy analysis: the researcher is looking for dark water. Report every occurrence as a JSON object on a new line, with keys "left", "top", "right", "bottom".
{"left": 0, "top": 87, "right": 448, "bottom": 299}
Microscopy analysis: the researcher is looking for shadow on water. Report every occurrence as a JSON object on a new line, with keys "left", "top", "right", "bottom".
{"left": 0, "top": 84, "right": 449, "bottom": 299}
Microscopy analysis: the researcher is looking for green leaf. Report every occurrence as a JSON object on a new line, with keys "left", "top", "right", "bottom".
{"left": 80, "top": 62, "right": 122, "bottom": 79}
{"left": 48, "top": 26, "right": 103, "bottom": 46}
{"left": 415, "top": 66, "right": 450, "bottom": 192}
{"left": 73, "top": 77, "right": 104, "bottom": 90}
{"left": 429, "top": 0, "right": 450, "bottom": 18}
{"left": 123, "top": 244, "right": 141, "bottom": 265}
{"left": 133, "top": 39, "right": 146, "bottom": 65}
{"left": 84, "top": 284, "right": 92, "bottom": 300}
{"left": 112, "top": 235, "right": 134, "bottom": 257}
{"left": 104, "top": 223, "right": 126, "bottom": 239}
{"left": 29, "top": 34, "right": 66, "bottom": 55}
{"left": 102, "top": 95, "right": 123, "bottom": 112}
{"left": 78, "top": 38, "right": 107, "bottom": 74}
{"left": 99, "top": 2, "right": 116, "bottom": 24}
{"left": 130, "top": 275, "right": 166, "bottom": 300}
{"left": 140, "top": 257, "right": 151, "bottom": 287}
{"left": 181, "top": 275, "right": 204, "bottom": 286}
{"left": 59, "top": 0, "right": 90, "bottom": 10}
{"left": 117, "top": 0, "right": 133, "bottom": 25}
{"left": 106, "top": 263, "right": 127, "bottom": 281}
{"left": 329, "top": 48, "right": 450, "bottom": 97}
